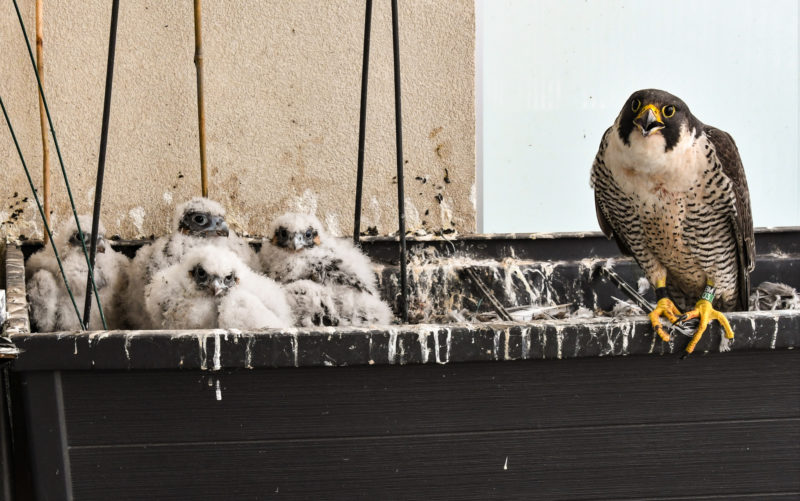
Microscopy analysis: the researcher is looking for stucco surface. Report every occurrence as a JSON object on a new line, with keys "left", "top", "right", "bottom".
{"left": 0, "top": 0, "right": 475, "bottom": 240}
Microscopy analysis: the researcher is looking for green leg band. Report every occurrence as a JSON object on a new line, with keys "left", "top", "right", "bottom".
{"left": 701, "top": 285, "right": 716, "bottom": 302}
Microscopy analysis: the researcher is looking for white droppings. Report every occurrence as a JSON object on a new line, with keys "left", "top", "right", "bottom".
{"left": 290, "top": 188, "right": 318, "bottom": 215}
{"left": 438, "top": 196, "right": 453, "bottom": 228}
{"left": 432, "top": 328, "right": 451, "bottom": 364}
{"left": 128, "top": 207, "right": 146, "bottom": 236}
{"left": 469, "top": 183, "right": 477, "bottom": 211}
{"left": 621, "top": 321, "right": 631, "bottom": 354}
{"left": 418, "top": 330, "right": 431, "bottom": 363}
{"left": 124, "top": 335, "right": 132, "bottom": 360}
{"left": 291, "top": 333, "right": 299, "bottom": 367}
{"left": 388, "top": 328, "right": 399, "bottom": 364}
{"left": 555, "top": 325, "right": 564, "bottom": 359}
{"left": 493, "top": 330, "right": 501, "bottom": 361}
{"left": 540, "top": 330, "right": 546, "bottom": 359}
{"left": 771, "top": 319, "right": 779, "bottom": 349}
{"left": 198, "top": 335, "right": 207, "bottom": 370}
{"left": 163, "top": 192, "right": 173, "bottom": 204}
{"left": 444, "top": 328, "right": 452, "bottom": 363}
{"left": 244, "top": 336, "right": 254, "bottom": 369}
{"left": 73, "top": 338, "right": 78, "bottom": 355}
{"left": 503, "top": 456, "right": 508, "bottom": 471}
{"left": 324, "top": 213, "right": 341, "bottom": 237}
{"left": 212, "top": 331, "right": 222, "bottom": 371}
{"left": 215, "top": 378, "right": 222, "bottom": 401}
{"left": 648, "top": 327, "right": 657, "bottom": 354}
{"left": 504, "top": 328, "right": 511, "bottom": 360}
{"left": 521, "top": 326, "right": 532, "bottom": 359}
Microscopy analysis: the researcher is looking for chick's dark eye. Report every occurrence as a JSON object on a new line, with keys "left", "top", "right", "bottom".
{"left": 631, "top": 99, "right": 641, "bottom": 112}
{"left": 663, "top": 105, "right": 676, "bottom": 118}
{"left": 280, "top": 229, "right": 288, "bottom": 238}
{"left": 305, "top": 230, "right": 312, "bottom": 238}
{"left": 196, "top": 267, "right": 206, "bottom": 279}
{"left": 224, "top": 274, "right": 235, "bottom": 285}
{"left": 193, "top": 214, "right": 208, "bottom": 225}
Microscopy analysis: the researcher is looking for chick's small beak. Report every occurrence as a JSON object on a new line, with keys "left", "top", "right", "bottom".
{"left": 212, "top": 279, "right": 226, "bottom": 296}
{"left": 96, "top": 238, "right": 107, "bottom": 254}
{"left": 292, "top": 234, "right": 305, "bottom": 251}
{"left": 210, "top": 217, "right": 229, "bottom": 237}
{"left": 633, "top": 104, "right": 664, "bottom": 137}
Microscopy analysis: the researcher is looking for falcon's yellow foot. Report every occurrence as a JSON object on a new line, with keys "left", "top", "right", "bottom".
{"left": 648, "top": 297, "right": 682, "bottom": 343}
{"left": 677, "top": 299, "right": 734, "bottom": 355}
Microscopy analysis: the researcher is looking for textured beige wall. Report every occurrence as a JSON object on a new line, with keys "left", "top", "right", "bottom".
{"left": 0, "top": 0, "right": 475, "bottom": 241}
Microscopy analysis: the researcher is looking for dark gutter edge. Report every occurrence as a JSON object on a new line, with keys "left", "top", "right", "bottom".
{"left": 9, "top": 310, "right": 799, "bottom": 372}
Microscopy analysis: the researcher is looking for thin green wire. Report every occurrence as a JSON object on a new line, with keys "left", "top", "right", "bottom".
{"left": 0, "top": 95, "right": 86, "bottom": 331}
{"left": 11, "top": 0, "right": 107, "bottom": 329}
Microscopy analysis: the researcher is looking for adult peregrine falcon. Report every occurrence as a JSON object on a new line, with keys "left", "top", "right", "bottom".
{"left": 591, "top": 89, "right": 754, "bottom": 354}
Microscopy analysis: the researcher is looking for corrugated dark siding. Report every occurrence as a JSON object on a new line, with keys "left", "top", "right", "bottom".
{"left": 19, "top": 350, "right": 800, "bottom": 500}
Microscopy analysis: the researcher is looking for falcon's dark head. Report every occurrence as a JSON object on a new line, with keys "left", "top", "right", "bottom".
{"left": 617, "top": 89, "right": 702, "bottom": 151}
{"left": 175, "top": 197, "right": 230, "bottom": 238}
{"left": 268, "top": 213, "right": 324, "bottom": 252}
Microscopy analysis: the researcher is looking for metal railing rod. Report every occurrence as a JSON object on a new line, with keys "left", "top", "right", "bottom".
{"left": 83, "top": 0, "right": 120, "bottom": 327}
{"left": 390, "top": 0, "right": 408, "bottom": 323}
{"left": 353, "top": 0, "right": 373, "bottom": 245}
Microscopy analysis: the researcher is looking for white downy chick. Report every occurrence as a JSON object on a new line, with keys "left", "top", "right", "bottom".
{"left": 127, "top": 197, "right": 258, "bottom": 328}
{"left": 145, "top": 246, "right": 291, "bottom": 330}
{"left": 259, "top": 212, "right": 393, "bottom": 326}
{"left": 26, "top": 215, "right": 131, "bottom": 331}
{"left": 283, "top": 279, "right": 339, "bottom": 327}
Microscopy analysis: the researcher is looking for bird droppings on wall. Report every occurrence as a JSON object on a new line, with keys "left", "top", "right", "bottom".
{"left": 290, "top": 188, "right": 319, "bottom": 216}
{"left": 128, "top": 207, "right": 146, "bottom": 238}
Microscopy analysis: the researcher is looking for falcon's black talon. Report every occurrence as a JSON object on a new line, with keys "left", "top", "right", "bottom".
{"left": 680, "top": 351, "right": 691, "bottom": 360}
{"left": 675, "top": 314, "right": 688, "bottom": 324}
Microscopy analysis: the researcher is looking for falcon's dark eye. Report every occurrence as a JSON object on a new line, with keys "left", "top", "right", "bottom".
{"left": 192, "top": 214, "right": 208, "bottom": 226}
{"left": 224, "top": 274, "right": 235, "bottom": 287}
{"left": 195, "top": 267, "right": 206, "bottom": 279}
{"left": 662, "top": 105, "right": 676, "bottom": 118}
{"left": 305, "top": 229, "right": 313, "bottom": 239}
{"left": 631, "top": 99, "right": 641, "bottom": 113}
{"left": 279, "top": 228, "right": 288, "bottom": 239}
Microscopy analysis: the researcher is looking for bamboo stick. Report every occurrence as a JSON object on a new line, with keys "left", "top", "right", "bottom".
{"left": 35, "top": 0, "right": 50, "bottom": 225}
{"left": 193, "top": 0, "right": 208, "bottom": 198}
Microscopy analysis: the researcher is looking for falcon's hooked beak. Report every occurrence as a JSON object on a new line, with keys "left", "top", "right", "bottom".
{"left": 291, "top": 233, "right": 306, "bottom": 251}
{"left": 634, "top": 104, "right": 664, "bottom": 137}
{"left": 212, "top": 278, "right": 227, "bottom": 296}
{"left": 209, "top": 216, "right": 229, "bottom": 238}
{"left": 96, "top": 237, "right": 107, "bottom": 254}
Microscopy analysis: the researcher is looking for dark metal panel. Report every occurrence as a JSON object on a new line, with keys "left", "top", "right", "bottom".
{"left": 10, "top": 312, "right": 800, "bottom": 371}
{"left": 20, "top": 372, "right": 73, "bottom": 501}
{"left": 19, "top": 226, "right": 800, "bottom": 264}
{"left": 0, "top": 366, "right": 13, "bottom": 501}
{"left": 67, "top": 420, "right": 799, "bottom": 500}
{"left": 59, "top": 351, "right": 800, "bottom": 447}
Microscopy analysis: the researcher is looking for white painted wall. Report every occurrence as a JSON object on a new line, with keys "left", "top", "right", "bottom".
{"left": 479, "top": 0, "right": 799, "bottom": 233}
